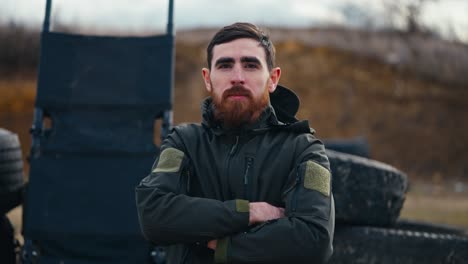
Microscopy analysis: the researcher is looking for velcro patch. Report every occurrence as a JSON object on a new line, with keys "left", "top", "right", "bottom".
{"left": 152, "top": 148, "right": 185, "bottom": 173}
{"left": 304, "top": 161, "right": 331, "bottom": 197}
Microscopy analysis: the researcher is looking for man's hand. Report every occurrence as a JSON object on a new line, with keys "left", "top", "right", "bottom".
{"left": 207, "top": 239, "right": 217, "bottom": 250}
{"left": 206, "top": 203, "right": 284, "bottom": 250}
{"left": 249, "top": 202, "right": 285, "bottom": 225}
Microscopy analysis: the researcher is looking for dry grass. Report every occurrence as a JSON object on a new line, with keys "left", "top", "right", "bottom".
{"left": 0, "top": 75, "right": 36, "bottom": 113}
{"left": 168, "top": 39, "right": 468, "bottom": 181}
{"left": 400, "top": 181, "right": 468, "bottom": 229}
{"left": 179, "top": 26, "right": 468, "bottom": 86}
{"left": 0, "top": 24, "right": 40, "bottom": 76}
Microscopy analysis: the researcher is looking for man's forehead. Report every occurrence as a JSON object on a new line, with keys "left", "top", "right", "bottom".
{"left": 212, "top": 38, "right": 266, "bottom": 62}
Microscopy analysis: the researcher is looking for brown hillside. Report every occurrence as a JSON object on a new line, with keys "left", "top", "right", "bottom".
{"left": 171, "top": 39, "right": 468, "bottom": 181}
{"left": 0, "top": 27, "right": 467, "bottom": 182}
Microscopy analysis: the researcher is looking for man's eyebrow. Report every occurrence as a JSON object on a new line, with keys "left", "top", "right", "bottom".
{"left": 214, "top": 57, "right": 235, "bottom": 66}
{"left": 241, "top": 56, "right": 261, "bottom": 64}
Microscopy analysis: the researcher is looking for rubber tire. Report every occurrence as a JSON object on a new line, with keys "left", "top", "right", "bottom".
{"left": 327, "top": 149, "right": 408, "bottom": 226}
{"left": 0, "top": 128, "right": 24, "bottom": 214}
{"left": 323, "top": 136, "right": 370, "bottom": 158}
{"left": 394, "top": 219, "right": 468, "bottom": 236}
{"left": 0, "top": 160, "right": 24, "bottom": 175}
{"left": 0, "top": 148, "right": 22, "bottom": 162}
{"left": 329, "top": 225, "right": 468, "bottom": 264}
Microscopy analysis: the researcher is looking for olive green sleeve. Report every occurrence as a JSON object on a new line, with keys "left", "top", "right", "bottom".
{"left": 135, "top": 130, "right": 250, "bottom": 245}
{"left": 217, "top": 137, "right": 334, "bottom": 264}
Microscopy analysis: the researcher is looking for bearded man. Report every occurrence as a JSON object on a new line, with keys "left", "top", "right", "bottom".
{"left": 136, "top": 22, "right": 335, "bottom": 264}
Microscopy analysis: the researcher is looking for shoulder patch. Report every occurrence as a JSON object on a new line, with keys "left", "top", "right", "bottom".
{"left": 153, "top": 148, "right": 185, "bottom": 173}
{"left": 304, "top": 161, "right": 331, "bottom": 197}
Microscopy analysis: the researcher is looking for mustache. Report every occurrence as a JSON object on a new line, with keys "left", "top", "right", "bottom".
{"left": 222, "top": 85, "right": 252, "bottom": 99}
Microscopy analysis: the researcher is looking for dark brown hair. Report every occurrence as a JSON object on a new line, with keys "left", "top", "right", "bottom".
{"left": 206, "top": 22, "right": 276, "bottom": 70}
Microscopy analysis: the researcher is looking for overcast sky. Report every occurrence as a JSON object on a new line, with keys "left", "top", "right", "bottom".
{"left": 2, "top": 0, "right": 468, "bottom": 42}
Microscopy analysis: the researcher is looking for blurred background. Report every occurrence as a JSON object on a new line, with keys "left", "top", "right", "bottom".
{"left": 1, "top": 0, "right": 467, "bottom": 242}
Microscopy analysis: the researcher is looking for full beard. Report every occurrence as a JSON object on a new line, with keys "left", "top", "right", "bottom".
{"left": 211, "top": 84, "right": 270, "bottom": 129}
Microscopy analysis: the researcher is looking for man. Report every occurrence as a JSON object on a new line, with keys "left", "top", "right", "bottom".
{"left": 136, "top": 22, "right": 334, "bottom": 264}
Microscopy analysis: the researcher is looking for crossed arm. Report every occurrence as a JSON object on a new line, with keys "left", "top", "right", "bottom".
{"left": 135, "top": 133, "right": 334, "bottom": 263}
{"left": 207, "top": 202, "right": 285, "bottom": 250}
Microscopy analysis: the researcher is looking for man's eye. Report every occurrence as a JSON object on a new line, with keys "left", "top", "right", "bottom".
{"left": 245, "top": 63, "right": 259, "bottom": 69}
{"left": 218, "top": 64, "right": 232, "bottom": 69}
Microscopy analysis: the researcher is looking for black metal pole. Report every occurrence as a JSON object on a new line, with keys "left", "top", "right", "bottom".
{"left": 42, "top": 0, "right": 52, "bottom": 32}
{"left": 161, "top": 0, "right": 175, "bottom": 141}
{"left": 167, "top": 0, "right": 174, "bottom": 36}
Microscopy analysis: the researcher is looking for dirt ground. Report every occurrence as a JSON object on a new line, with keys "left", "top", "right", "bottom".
{"left": 400, "top": 180, "right": 468, "bottom": 229}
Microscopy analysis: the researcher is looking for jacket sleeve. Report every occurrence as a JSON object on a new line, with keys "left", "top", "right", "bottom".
{"left": 214, "top": 137, "right": 335, "bottom": 264}
{"left": 135, "top": 130, "right": 250, "bottom": 245}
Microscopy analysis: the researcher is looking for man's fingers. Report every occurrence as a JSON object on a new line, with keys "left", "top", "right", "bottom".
{"left": 207, "top": 239, "right": 217, "bottom": 250}
{"left": 278, "top": 207, "right": 285, "bottom": 217}
{"left": 249, "top": 202, "right": 285, "bottom": 224}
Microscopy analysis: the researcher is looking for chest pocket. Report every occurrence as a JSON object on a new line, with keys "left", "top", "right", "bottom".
{"left": 287, "top": 161, "right": 331, "bottom": 220}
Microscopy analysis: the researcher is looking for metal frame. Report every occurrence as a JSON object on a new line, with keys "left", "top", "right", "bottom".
{"left": 30, "top": 0, "right": 174, "bottom": 158}
{"left": 24, "top": 1, "right": 175, "bottom": 263}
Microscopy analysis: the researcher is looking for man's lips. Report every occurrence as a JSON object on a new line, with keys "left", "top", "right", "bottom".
{"left": 226, "top": 94, "right": 248, "bottom": 99}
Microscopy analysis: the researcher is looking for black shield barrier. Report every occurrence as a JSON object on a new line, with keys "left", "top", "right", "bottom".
{"left": 22, "top": 0, "right": 175, "bottom": 263}
{"left": 323, "top": 136, "right": 370, "bottom": 158}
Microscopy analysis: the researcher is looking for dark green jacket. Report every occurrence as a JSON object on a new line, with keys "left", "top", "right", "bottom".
{"left": 136, "top": 86, "right": 334, "bottom": 263}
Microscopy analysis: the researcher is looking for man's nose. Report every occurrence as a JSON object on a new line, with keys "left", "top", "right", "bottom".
{"left": 230, "top": 65, "right": 245, "bottom": 85}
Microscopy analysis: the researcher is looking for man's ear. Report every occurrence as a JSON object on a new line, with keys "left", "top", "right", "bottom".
{"left": 268, "top": 67, "right": 281, "bottom": 93}
{"left": 202, "top": 68, "right": 212, "bottom": 93}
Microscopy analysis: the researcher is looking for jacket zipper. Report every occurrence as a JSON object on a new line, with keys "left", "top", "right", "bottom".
{"left": 229, "top": 136, "right": 239, "bottom": 156}
{"left": 291, "top": 166, "right": 302, "bottom": 214}
{"left": 243, "top": 157, "right": 254, "bottom": 200}
{"left": 180, "top": 246, "right": 192, "bottom": 264}
{"left": 225, "top": 136, "right": 239, "bottom": 198}
{"left": 186, "top": 169, "right": 191, "bottom": 194}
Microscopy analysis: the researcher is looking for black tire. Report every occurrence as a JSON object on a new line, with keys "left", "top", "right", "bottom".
{"left": 327, "top": 149, "right": 408, "bottom": 226}
{"left": 323, "top": 136, "right": 370, "bottom": 158}
{"left": 329, "top": 225, "right": 468, "bottom": 264}
{"left": 0, "top": 160, "right": 24, "bottom": 175}
{"left": 0, "top": 147, "right": 22, "bottom": 162}
{"left": 394, "top": 219, "right": 468, "bottom": 236}
{"left": 0, "top": 128, "right": 25, "bottom": 214}
{"left": 0, "top": 128, "right": 24, "bottom": 150}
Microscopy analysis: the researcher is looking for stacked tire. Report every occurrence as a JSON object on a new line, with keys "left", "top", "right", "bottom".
{"left": 325, "top": 146, "right": 468, "bottom": 264}
{"left": 0, "top": 128, "right": 24, "bottom": 264}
